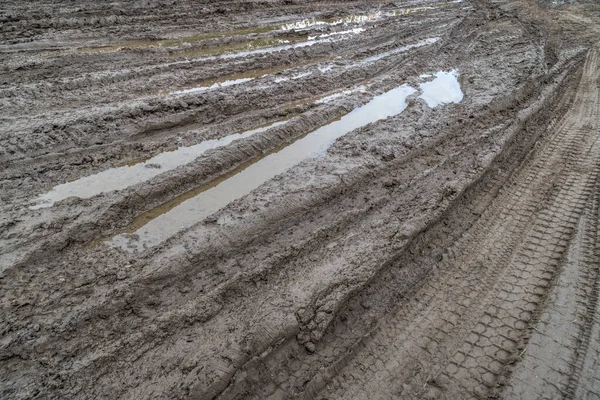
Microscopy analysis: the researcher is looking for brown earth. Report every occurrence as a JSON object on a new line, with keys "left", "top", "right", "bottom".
{"left": 1, "top": 0, "right": 600, "bottom": 399}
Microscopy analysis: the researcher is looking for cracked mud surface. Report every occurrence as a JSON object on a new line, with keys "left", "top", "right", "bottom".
{"left": 2, "top": 0, "right": 600, "bottom": 399}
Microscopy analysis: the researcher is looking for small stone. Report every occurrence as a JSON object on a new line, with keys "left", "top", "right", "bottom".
{"left": 304, "top": 342, "right": 316, "bottom": 353}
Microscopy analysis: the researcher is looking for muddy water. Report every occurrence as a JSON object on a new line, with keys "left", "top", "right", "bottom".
{"left": 30, "top": 121, "right": 289, "bottom": 209}
{"left": 110, "top": 84, "right": 417, "bottom": 251}
{"left": 82, "top": 17, "right": 368, "bottom": 57}
{"left": 418, "top": 69, "right": 463, "bottom": 107}
{"left": 308, "top": 28, "right": 366, "bottom": 40}
{"left": 387, "top": 6, "right": 436, "bottom": 16}
{"left": 279, "top": 3, "right": 450, "bottom": 31}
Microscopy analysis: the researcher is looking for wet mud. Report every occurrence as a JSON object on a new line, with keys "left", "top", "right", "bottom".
{"left": 2, "top": 0, "right": 600, "bottom": 399}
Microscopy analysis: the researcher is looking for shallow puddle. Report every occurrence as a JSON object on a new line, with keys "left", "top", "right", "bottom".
{"left": 418, "top": 69, "right": 463, "bottom": 107}
{"left": 110, "top": 84, "right": 417, "bottom": 251}
{"left": 282, "top": 2, "right": 454, "bottom": 31}
{"left": 30, "top": 121, "right": 289, "bottom": 209}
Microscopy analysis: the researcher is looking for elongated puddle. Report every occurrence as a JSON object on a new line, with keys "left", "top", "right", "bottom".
{"left": 30, "top": 121, "right": 289, "bottom": 209}
{"left": 110, "top": 84, "right": 418, "bottom": 251}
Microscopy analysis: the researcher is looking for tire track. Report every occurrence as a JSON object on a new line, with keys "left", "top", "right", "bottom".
{"left": 317, "top": 48, "right": 600, "bottom": 399}
{"left": 502, "top": 49, "right": 600, "bottom": 400}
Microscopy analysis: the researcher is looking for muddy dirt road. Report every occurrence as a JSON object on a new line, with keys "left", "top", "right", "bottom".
{"left": 1, "top": 0, "right": 600, "bottom": 398}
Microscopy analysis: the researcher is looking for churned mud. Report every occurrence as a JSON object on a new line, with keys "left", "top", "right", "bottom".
{"left": 2, "top": 0, "right": 600, "bottom": 399}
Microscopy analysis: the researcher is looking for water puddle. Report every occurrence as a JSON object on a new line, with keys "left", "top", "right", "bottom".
{"left": 281, "top": 2, "right": 455, "bottom": 32}
{"left": 387, "top": 1, "right": 463, "bottom": 16}
{"left": 418, "top": 69, "right": 463, "bottom": 107}
{"left": 30, "top": 121, "right": 289, "bottom": 209}
{"left": 110, "top": 84, "right": 417, "bottom": 251}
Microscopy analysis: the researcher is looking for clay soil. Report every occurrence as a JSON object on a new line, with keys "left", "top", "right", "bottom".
{"left": 2, "top": 0, "right": 600, "bottom": 398}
